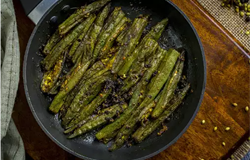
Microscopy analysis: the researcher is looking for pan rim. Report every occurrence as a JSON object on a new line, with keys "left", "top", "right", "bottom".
{"left": 23, "top": 0, "right": 206, "bottom": 159}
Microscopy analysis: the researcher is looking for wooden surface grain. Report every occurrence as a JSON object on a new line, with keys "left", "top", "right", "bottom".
{"left": 12, "top": 0, "right": 250, "bottom": 159}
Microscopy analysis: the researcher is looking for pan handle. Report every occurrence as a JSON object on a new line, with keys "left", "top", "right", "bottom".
{"left": 20, "top": 0, "right": 58, "bottom": 25}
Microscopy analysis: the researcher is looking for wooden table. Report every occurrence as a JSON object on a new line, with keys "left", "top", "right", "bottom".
{"left": 12, "top": 0, "right": 250, "bottom": 159}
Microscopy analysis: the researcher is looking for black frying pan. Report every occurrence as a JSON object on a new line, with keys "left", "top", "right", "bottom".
{"left": 22, "top": 0, "right": 206, "bottom": 159}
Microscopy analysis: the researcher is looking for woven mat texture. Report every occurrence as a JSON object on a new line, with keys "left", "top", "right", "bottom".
{"left": 197, "top": 0, "right": 250, "bottom": 51}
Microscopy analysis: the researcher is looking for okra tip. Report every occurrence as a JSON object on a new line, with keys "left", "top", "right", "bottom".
{"left": 108, "top": 144, "right": 117, "bottom": 152}
{"left": 161, "top": 18, "right": 169, "bottom": 24}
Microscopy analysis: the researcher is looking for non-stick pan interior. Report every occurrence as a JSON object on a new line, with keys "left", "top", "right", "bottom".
{"left": 23, "top": 0, "right": 205, "bottom": 159}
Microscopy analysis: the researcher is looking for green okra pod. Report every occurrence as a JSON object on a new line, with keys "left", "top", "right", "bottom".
{"left": 59, "top": 61, "right": 106, "bottom": 118}
{"left": 62, "top": 73, "right": 111, "bottom": 125}
{"left": 120, "top": 38, "right": 158, "bottom": 93}
{"left": 68, "top": 14, "right": 96, "bottom": 61}
{"left": 43, "top": 30, "right": 61, "bottom": 55}
{"left": 108, "top": 110, "right": 139, "bottom": 151}
{"left": 109, "top": 48, "right": 180, "bottom": 151}
{"left": 95, "top": 82, "right": 143, "bottom": 143}
{"left": 147, "top": 48, "right": 180, "bottom": 95}
{"left": 98, "top": 17, "right": 130, "bottom": 59}
{"left": 111, "top": 16, "right": 148, "bottom": 74}
{"left": 66, "top": 87, "right": 112, "bottom": 130}
{"left": 116, "top": 26, "right": 129, "bottom": 44}
{"left": 62, "top": 82, "right": 103, "bottom": 126}
{"left": 151, "top": 57, "right": 184, "bottom": 118}
{"left": 118, "top": 18, "right": 168, "bottom": 76}
{"left": 58, "top": 0, "right": 111, "bottom": 36}
{"left": 49, "top": 61, "right": 91, "bottom": 113}
{"left": 127, "top": 47, "right": 166, "bottom": 107}
{"left": 68, "top": 103, "right": 128, "bottom": 139}
{"left": 42, "top": 15, "right": 95, "bottom": 71}
{"left": 41, "top": 50, "right": 66, "bottom": 93}
{"left": 64, "top": 115, "right": 98, "bottom": 134}
{"left": 93, "top": 8, "right": 125, "bottom": 60}
{"left": 72, "top": 5, "right": 111, "bottom": 63}
{"left": 139, "top": 92, "right": 162, "bottom": 123}
{"left": 133, "top": 84, "right": 190, "bottom": 143}
{"left": 84, "top": 4, "right": 111, "bottom": 61}
{"left": 95, "top": 99, "right": 138, "bottom": 143}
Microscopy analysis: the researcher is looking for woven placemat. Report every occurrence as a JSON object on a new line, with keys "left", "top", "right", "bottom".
{"left": 197, "top": 0, "right": 250, "bottom": 52}
{"left": 227, "top": 138, "right": 250, "bottom": 160}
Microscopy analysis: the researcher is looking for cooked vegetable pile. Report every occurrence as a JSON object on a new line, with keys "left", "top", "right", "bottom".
{"left": 221, "top": 0, "right": 250, "bottom": 23}
{"left": 40, "top": 0, "right": 190, "bottom": 151}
